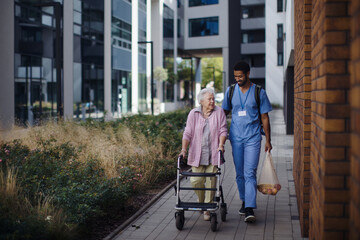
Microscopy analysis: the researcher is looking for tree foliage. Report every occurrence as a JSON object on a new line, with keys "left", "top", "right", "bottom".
{"left": 201, "top": 57, "right": 224, "bottom": 92}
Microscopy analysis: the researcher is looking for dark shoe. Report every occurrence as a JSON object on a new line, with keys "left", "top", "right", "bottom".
{"left": 239, "top": 202, "right": 245, "bottom": 215}
{"left": 244, "top": 208, "right": 256, "bottom": 223}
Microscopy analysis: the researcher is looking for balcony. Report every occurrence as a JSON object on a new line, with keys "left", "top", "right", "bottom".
{"left": 241, "top": 17, "right": 265, "bottom": 30}
{"left": 19, "top": 41, "right": 43, "bottom": 55}
{"left": 241, "top": 0, "right": 265, "bottom": 5}
{"left": 249, "top": 66, "right": 265, "bottom": 79}
{"left": 241, "top": 42, "right": 265, "bottom": 54}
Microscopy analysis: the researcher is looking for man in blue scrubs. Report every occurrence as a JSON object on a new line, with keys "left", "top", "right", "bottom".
{"left": 222, "top": 61, "right": 272, "bottom": 223}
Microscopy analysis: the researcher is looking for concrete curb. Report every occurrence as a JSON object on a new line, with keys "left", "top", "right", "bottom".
{"left": 103, "top": 177, "right": 178, "bottom": 240}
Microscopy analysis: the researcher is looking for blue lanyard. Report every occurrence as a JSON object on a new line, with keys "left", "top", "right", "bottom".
{"left": 238, "top": 84, "right": 252, "bottom": 110}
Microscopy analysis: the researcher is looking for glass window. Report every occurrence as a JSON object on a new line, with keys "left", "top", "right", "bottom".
{"left": 242, "top": 33, "right": 248, "bottom": 43}
{"left": 163, "top": 4, "right": 174, "bottom": 102}
{"left": 177, "top": 18, "right": 183, "bottom": 38}
{"left": 14, "top": 2, "right": 64, "bottom": 125}
{"left": 189, "top": 17, "right": 218, "bottom": 37}
{"left": 241, "top": 5, "right": 264, "bottom": 19}
{"left": 278, "top": 53, "right": 283, "bottom": 66}
{"left": 138, "top": 73, "right": 147, "bottom": 112}
{"left": 242, "top": 8, "right": 249, "bottom": 19}
{"left": 177, "top": 0, "right": 183, "bottom": 8}
{"left": 73, "top": 0, "right": 105, "bottom": 120}
{"left": 189, "top": 0, "right": 218, "bottom": 7}
{"left": 111, "top": 70, "right": 131, "bottom": 117}
{"left": 241, "top": 30, "right": 265, "bottom": 43}
{"left": 277, "top": 24, "right": 283, "bottom": 39}
{"left": 163, "top": 5, "right": 174, "bottom": 38}
{"left": 277, "top": 0, "right": 283, "bottom": 12}
{"left": 111, "top": 17, "right": 132, "bottom": 50}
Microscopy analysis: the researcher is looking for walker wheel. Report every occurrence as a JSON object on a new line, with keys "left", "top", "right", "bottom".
{"left": 175, "top": 211, "right": 185, "bottom": 230}
{"left": 210, "top": 213, "right": 217, "bottom": 232}
{"left": 220, "top": 203, "right": 227, "bottom": 221}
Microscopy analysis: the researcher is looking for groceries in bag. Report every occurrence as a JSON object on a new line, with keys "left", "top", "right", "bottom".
{"left": 257, "top": 151, "right": 281, "bottom": 195}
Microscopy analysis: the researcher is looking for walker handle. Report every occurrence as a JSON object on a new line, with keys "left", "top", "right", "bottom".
{"left": 178, "top": 155, "right": 187, "bottom": 169}
{"left": 219, "top": 150, "right": 226, "bottom": 163}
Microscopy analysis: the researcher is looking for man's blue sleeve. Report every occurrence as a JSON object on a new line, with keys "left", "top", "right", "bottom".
{"left": 222, "top": 87, "right": 231, "bottom": 111}
{"left": 260, "top": 89, "right": 272, "bottom": 114}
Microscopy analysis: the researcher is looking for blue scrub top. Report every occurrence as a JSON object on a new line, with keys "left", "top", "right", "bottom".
{"left": 222, "top": 84, "right": 272, "bottom": 143}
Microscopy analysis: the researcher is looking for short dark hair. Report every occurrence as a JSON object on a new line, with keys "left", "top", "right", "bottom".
{"left": 234, "top": 61, "right": 250, "bottom": 74}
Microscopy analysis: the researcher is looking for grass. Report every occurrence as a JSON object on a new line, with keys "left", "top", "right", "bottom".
{"left": 0, "top": 168, "right": 76, "bottom": 240}
{"left": 0, "top": 108, "right": 190, "bottom": 239}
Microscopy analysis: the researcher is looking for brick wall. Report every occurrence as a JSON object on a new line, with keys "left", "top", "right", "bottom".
{"left": 350, "top": 0, "right": 360, "bottom": 239}
{"left": 309, "top": 0, "right": 351, "bottom": 239}
{"left": 293, "top": 0, "right": 312, "bottom": 236}
{"left": 294, "top": 0, "right": 356, "bottom": 238}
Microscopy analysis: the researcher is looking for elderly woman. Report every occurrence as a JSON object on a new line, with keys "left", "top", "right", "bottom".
{"left": 179, "top": 87, "right": 227, "bottom": 221}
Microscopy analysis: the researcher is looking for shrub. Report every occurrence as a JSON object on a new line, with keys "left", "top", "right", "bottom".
{"left": 1, "top": 140, "right": 134, "bottom": 225}
{"left": 0, "top": 168, "right": 76, "bottom": 240}
{"left": 0, "top": 108, "right": 190, "bottom": 238}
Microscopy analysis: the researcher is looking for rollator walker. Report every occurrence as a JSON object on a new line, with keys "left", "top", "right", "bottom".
{"left": 174, "top": 151, "right": 227, "bottom": 232}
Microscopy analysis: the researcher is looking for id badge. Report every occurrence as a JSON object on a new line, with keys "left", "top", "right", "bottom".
{"left": 238, "top": 110, "right": 246, "bottom": 117}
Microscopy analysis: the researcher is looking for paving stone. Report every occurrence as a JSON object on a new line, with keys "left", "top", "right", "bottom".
{"left": 109, "top": 110, "right": 306, "bottom": 240}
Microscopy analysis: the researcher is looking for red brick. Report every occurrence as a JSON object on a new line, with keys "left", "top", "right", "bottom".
{"left": 325, "top": 217, "right": 349, "bottom": 230}
{"left": 324, "top": 203, "right": 344, "bottom": 216}
{"left": 326, "top": 3, "right": 348, "bottom": 17}
{"left": 324, "top": 176, "right": 345, "bottom": 188}
{"left": 350, "top": 87, "right": 360, "bottom": 109}
{"left": 325, "top": 190, "right": 349, "bottom": 202}
{"left": 325, "top": 17, "right": 350, "bottom": 31}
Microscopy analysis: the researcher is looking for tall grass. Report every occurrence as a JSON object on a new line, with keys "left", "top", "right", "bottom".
{"left": 0, "top": 168, "right": 76, "bottom": 239}
{"left": 0, "top": 108, "right": 189, "bottom": 238}
{"left": 2, "top": 120, "right": 169, "bottom": 184}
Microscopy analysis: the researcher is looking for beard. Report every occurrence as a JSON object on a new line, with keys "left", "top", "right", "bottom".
{"left": 237, "top": 76, "right": 248, "bottom": 87}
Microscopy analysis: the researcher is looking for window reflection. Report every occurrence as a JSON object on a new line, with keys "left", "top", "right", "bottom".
{"left": 189, "top": 0, "right": 218, "bottom": 7}
{"left": 14, "top": 1, "right": 61, "bottom": 125}
{"left": 73, "top": 0, "right": 105, "bottom": 119}
{"left": 163, "top": 4, "right": 174, "bottom": 102}
{"left": 189, "top": 17, "right": 218, "bottom": 37}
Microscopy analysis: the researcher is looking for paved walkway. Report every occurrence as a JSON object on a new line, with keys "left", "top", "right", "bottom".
{"left": 110, "top": 109, "right": 307, "bottom": 240}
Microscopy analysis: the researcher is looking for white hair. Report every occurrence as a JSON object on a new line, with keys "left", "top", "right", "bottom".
{"left": 197, "top": 87, "right": 215, "bottom": 104}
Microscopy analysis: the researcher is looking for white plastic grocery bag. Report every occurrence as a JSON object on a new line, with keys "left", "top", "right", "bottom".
{"left": 257, "top": 151, "right": 281, "bottom": 195}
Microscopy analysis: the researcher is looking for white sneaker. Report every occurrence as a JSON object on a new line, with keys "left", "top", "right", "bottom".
{"left": 203, "top": 211, "right": 210, "bottom": 221}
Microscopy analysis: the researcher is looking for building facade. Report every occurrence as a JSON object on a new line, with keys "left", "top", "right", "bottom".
{"left": 283, "top": 0, "right": 294, "bottom": 135}
{"left": 0, "top": 0, "right": 187, "bottom": 128}
{"left": 1, "top": 0, "right": 288, "bottom": 130}
{"left": 182, "top": 0, "right": 229, "bottom": 105}
{"left": 228, "top": 0, "right": 285, "bottom": 108}
{"left": 229, "top": 0, "right": 265, "bottom": 88}
{"left": 265, "top": 0, "right": 285, "bottom": 106}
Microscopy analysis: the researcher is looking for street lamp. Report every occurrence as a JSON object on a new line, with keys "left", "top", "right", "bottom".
{"left": 138, "top": 41, "right": 154, "bottom": 115}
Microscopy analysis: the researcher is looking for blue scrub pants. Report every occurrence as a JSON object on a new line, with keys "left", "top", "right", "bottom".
{"left": 231, "top": 140, "right": 261, "bottom": 209}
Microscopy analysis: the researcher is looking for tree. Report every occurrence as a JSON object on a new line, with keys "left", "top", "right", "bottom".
{"left": 154, "top": 66, "right": 168, "bottom": 82}
{"left": 201, "top": 57, "right": 223, "bottom": 92}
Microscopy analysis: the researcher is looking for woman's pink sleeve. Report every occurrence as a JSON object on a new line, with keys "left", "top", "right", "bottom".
{"left": 183, "top": 111, "right": 194, "bottom": 141}
{"left": 219, "top": 109, "right": 228, "bottom": 137}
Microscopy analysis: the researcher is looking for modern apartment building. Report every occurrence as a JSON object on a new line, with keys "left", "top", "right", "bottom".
{"left": 228, "top": 0, "right": 285, "bottom": 108}
{"left": 0, "top": 0, "right": 288, "bottom": 130}
{"left": 0, "top": 0, "right": 185, "bottom": 129}
{"left": 229, "top": 0, "right": 266, "bottom": 88}
{"left": 265, "top": 0, "right": 285, "bottom": 107}
{"left": 180, "top": 0, "right": 229, "bottom": 106}
{"left": 283, "top": 0, "right": 294, "bottom": 134}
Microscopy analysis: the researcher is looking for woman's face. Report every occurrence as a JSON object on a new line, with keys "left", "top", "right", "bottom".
{"left": 201, "top": 93, "right": 215, "bottom": 111}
